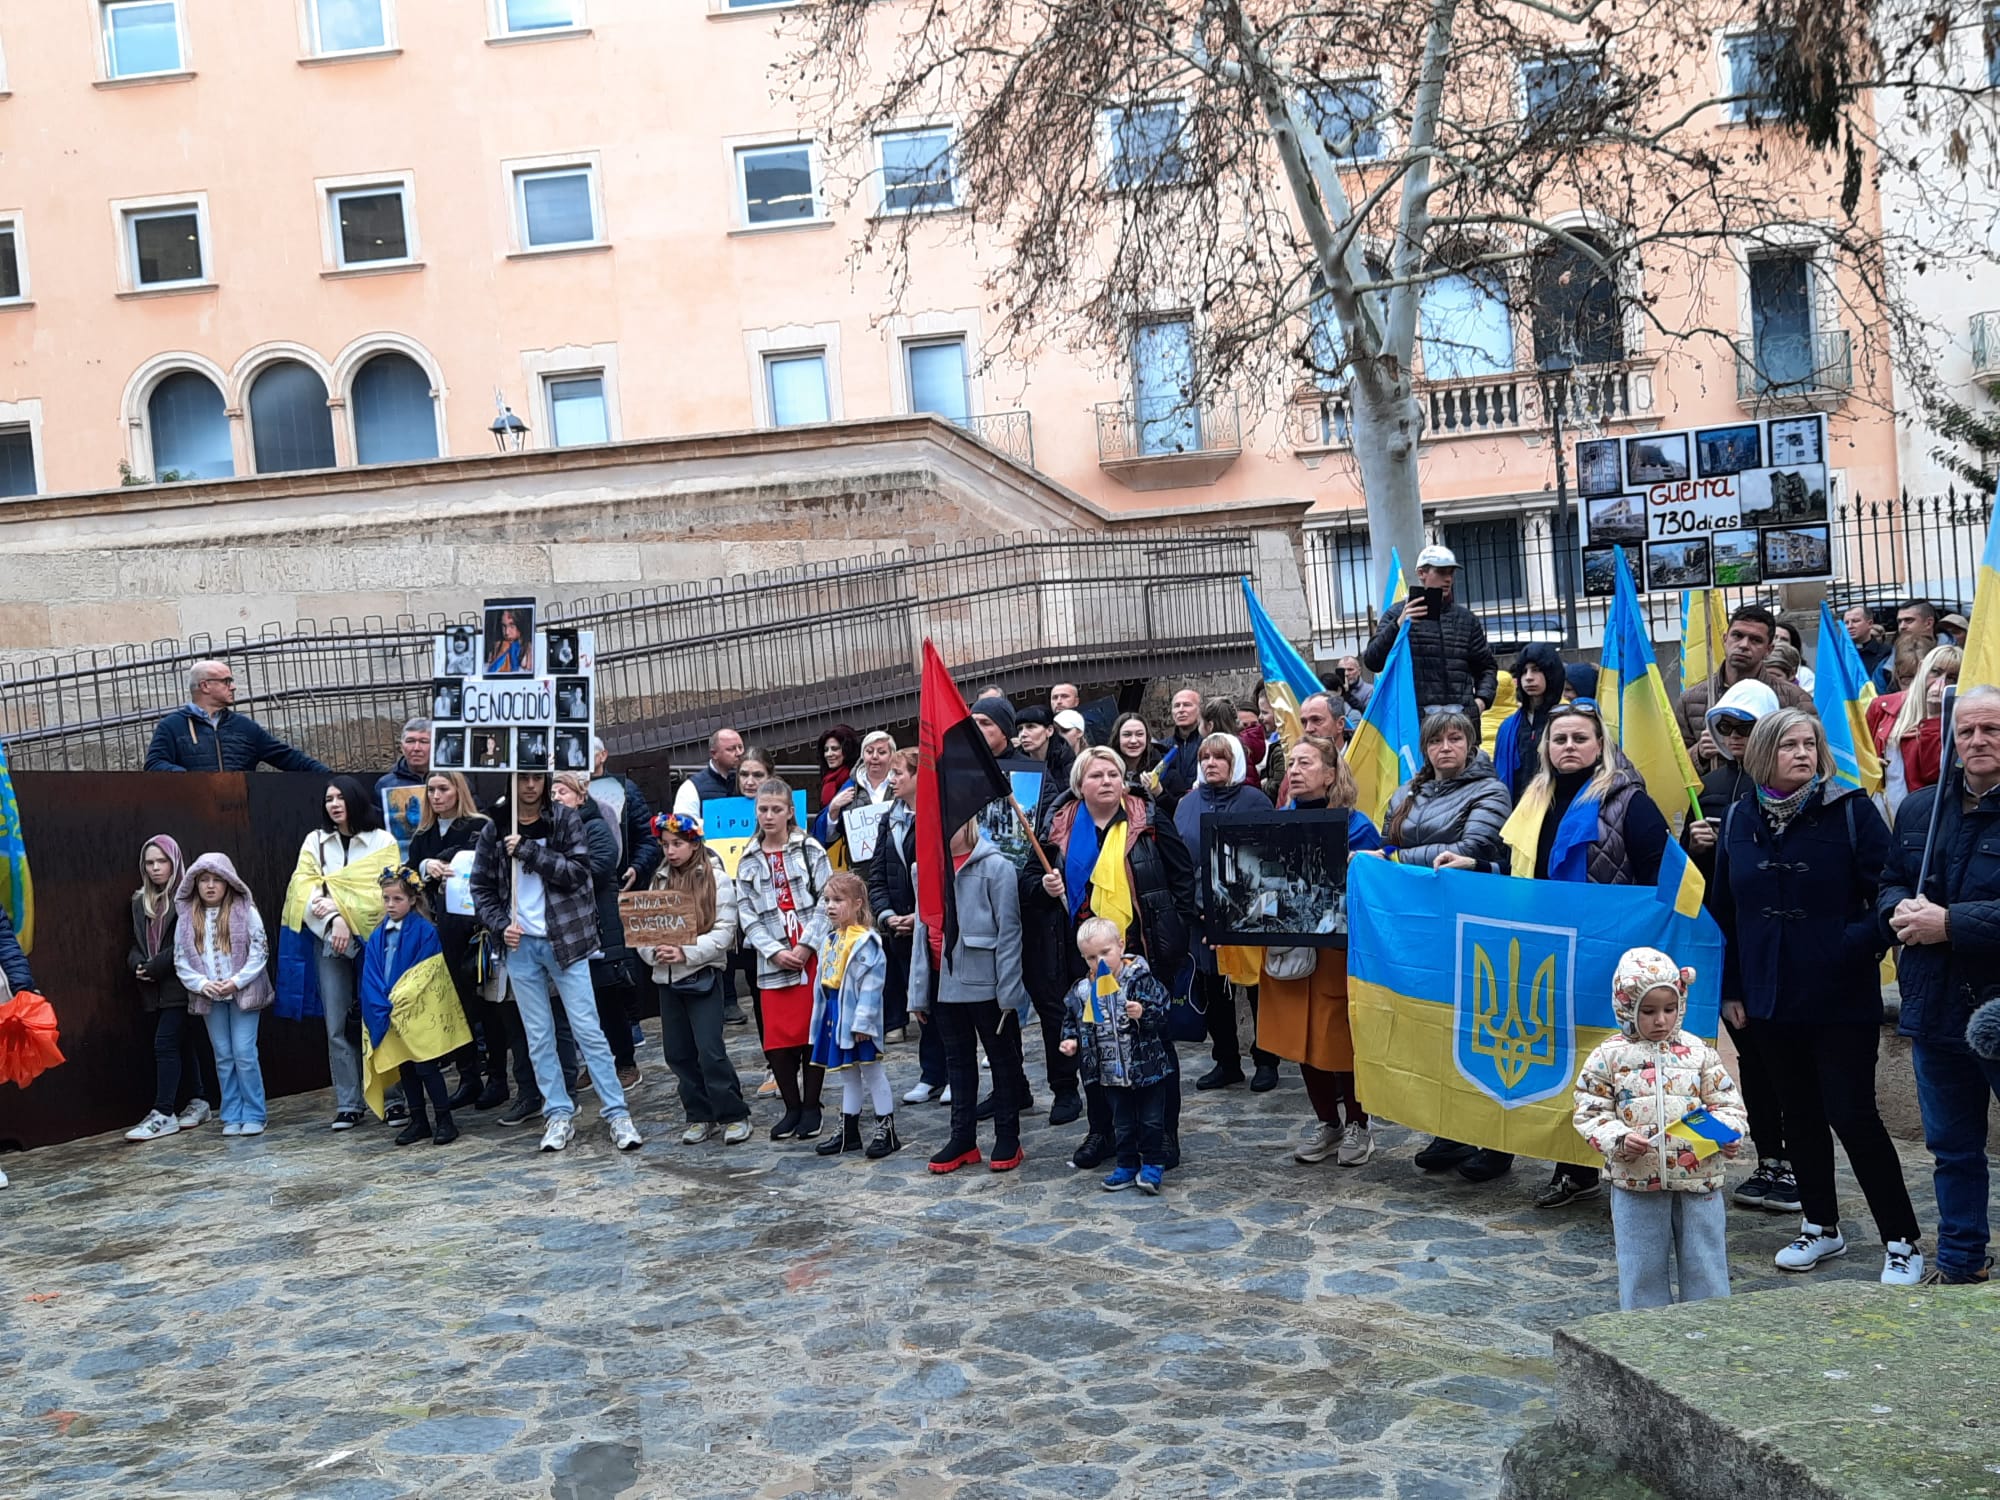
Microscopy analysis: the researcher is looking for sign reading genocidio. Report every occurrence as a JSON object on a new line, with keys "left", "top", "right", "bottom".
{"left": 426, "top": 595, "right": 597, "bottom": 775}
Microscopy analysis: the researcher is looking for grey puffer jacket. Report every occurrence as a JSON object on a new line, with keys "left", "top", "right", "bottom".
{"left": 1382, "top": 758, "right": 1512, "bottom": 870}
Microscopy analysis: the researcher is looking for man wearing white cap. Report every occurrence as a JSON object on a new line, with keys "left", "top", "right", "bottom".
{"left": 1360, "top": 544, "right": 1498, "bottom": 739}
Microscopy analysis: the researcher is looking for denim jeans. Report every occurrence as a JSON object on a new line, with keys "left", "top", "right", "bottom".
{"left": 204, "top": 1004, "right": 266, "bottom": 1127}
{"left": 509, "top": 936, "right": 628, "bottom": 1121}
{"left": 1109, "top": 1079, "right": 1168, "bottom": 1168}
{"left": 316, "top": 947, "right": 364, "bottom": 1114}
{"left": 1610, "top": 1187, "right": 1730, "bottom": 1310}
{"left": 658, "top": 970, "right": 748, "bottom": 1124}
{"left": 1911, "top": 1041, "right": 2000, "bottom": 1277}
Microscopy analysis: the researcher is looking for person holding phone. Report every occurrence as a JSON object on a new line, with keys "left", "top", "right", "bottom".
{"left": 1360, "top": 546, "right": 1498, "bottom": 744}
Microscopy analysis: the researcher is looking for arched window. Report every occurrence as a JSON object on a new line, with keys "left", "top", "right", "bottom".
{"left": 248, "top": 360, "right": 337, "bottom": 473}
{"left": 147, "top": 370, "right": 234, "bottom": 480}
{"left": 1530, "top": 233, "right": 1624, "bottom": 369}
{"left": 351, "top": 352, "right": 439, "bottom": 464}
{"left": 1419, "top": 264, "right": 1513, "bottom": 380}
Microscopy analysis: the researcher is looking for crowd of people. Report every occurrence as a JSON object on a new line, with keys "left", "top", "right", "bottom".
{"left": 1, "top": 574, "right": 1991, "bottom": 1300}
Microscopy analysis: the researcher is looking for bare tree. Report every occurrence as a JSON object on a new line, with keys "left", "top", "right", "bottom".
{"left": 783, "top": 0, "right": 1993, "bottom": 589}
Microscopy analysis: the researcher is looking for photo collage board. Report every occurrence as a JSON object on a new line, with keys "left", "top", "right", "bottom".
{"left": 427, "top": 596, "right": 597, "bottom": 775}
{"left": 1574, "top": 414, "right": 1832, "bottom": 596}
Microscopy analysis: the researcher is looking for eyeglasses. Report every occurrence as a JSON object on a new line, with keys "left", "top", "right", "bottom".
{"left": 1712, "top": 716, "right": 1755, "bottom": 735}
{"left": 202, "top": 675, "right": 234, "bottom": 686}
{"left": 1556, "top": 698, "right": 1601, "bottom": 718}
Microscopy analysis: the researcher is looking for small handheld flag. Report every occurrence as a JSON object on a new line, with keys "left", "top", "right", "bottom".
{"left": 1665, "top": 1107, "right": 1742, "bottom": 1160}
{"left": 1085, "top": 958, "right": 1117, "bottom": 1026}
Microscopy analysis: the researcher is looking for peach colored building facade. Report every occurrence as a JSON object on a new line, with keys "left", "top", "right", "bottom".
{"left": 0, "top": 0, "right": 1899, "bottom": 626}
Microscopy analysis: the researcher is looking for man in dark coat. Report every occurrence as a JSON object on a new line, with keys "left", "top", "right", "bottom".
{"left": 145, "top": 661, "right": 329, "bottom": 774}
{"left": 1882, "top": 684, "right": 2000, "bottom": 1284}
{"left": 1361, "top": 546, "right": 1499, "bottom": 741}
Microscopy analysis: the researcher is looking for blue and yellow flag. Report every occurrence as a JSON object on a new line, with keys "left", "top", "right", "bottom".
{"left": 1961, "top": 484, "right": 2000, "bottom": 692}
{"left": 1813, "top": 599, "right": 1883, "bottom": 795}
{"left": 356, "top": 913, "right": 473, "bottom": 1119}
{"left": 1347, "top": 858, "right": 1723, "bottom": 1166}
{"left": 1085, "top": 958, "right": 1117, "bottom": 1026}
{"left": 1379, "top": 546, "right": 1409, "bottom": 621}
{"left": 1600, "top": 547, "right": 1702, "bottom": 829}
{"left": 1680, "top": 588, "right": 1729, "bottom": 693}
{"left": 0, "top": 739, "right": 30, "bottom": 952}
{"left": 1665, "top": 1106, "right": 1742, "bottom": 1160}
{"left": 1241, "top": 577, "right": 1323, "bottom": 759}
{"left": 1345, "top": 621, "right": 1421, "bottom": 824}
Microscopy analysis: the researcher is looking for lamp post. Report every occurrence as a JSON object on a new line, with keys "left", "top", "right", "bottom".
{"left": 1539, "top": 366, "right": 1582, "bottom": 651}
{"left": 490, "top": 405, "right": 529, "bottom": 452}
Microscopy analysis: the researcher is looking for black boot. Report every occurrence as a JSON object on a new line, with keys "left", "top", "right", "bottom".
{"left": 865, "top": 1115, "right": 902, "bottom": 1158}
{"left": 816, "top": 1113, "right": 863, "bottom": 1156}
{"left": 474, "top": 1079, "right": 509, "bottom": 1111}
{"left": 394, "top": 1102, "right": 431, "bottom": 1147}
{"left": 796, "top": 1104, "right": 824, "bottom": 1140}
{"left": 431, "top": 1114, "right": 460, "bottom": 1146}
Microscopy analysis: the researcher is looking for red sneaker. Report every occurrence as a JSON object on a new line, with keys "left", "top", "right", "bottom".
{"left": 989, "top": 1147, "right": 1025, "bottom": 1173}
{"left": 928, "top": 1145, "right": 981, "bottom": 1174}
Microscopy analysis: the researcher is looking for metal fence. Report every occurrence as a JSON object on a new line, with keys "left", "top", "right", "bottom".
{"left": 0, "top": 529, "right": 1259, "bottom": 772}
{"left": 1303, "top": 492, "right": 1995, "bottom": 658}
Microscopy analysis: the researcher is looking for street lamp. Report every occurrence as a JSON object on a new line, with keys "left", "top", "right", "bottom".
{"left": 490, "top": 404, "right": 529, "bottom": 452}
{"left": 1537, "top": 363, "right": 1582, "bottom": 651}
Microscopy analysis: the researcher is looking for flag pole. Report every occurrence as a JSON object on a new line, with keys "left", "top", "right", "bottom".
{"left": 1916, "top": 686, "right": 1958, "bottom": 894}
{"left": 1010, "top": 796, "right": 1056, "bottom": 876}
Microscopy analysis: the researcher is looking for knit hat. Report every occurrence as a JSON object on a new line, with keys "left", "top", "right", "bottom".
{"left": 970, "top": 695, "right": 1017, "bottom": 739}
{"left": 1611, "top": 946, "right": 1694, "bottom": 1034}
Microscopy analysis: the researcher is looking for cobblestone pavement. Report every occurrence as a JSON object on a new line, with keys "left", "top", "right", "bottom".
{"left": 0, "top": 1023, "right": 1909, "bottom": 1500}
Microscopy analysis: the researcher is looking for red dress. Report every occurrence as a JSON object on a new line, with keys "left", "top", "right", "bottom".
{"left": 759, "top": 848, "right": 817, "bottom": 1049}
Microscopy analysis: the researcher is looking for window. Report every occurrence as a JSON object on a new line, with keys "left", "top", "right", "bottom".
{"left": 102, "top": 0, "right": 183, "bottom": 78}
{"left": 514, "top": 166, "right": 599, "bottom": 248}
{"left": 905, "top": 339, "right": 970, "bottom": 423}
{"left": 736, "top": 143, "right": 820, "bottom": 227}
{"left": 1441, "top": 518, "right": 1525, "bottom": 606}
{"left": 328, "top": 186, "right": 411, "bottom": 267}
{"left": 1418, "top": 266, "right": 1513, "bottom": 380}
{"left": 248, "top": 361, "right": 337, "bottom": 473}
{"left": 1521, "top": 54, "right": 1603, "bottom": 131}
{"left": 0, "top": 426, "right": 35, "bottom": 498}
{"left": 1132, "top": 317, "right": 1197, "bottom": 454}
{"left": 1321, "top": 530, "right": 1373, "bottom": 619}
{"left": 1724, "top": 32, "right": 1786, "bottom": 121}
{"left": 765, "top": 352, "right": 830, "bottom": 426}
{"left": 0, "top": 221, "right": 22, "bottom": 304}
{"left": 148, "top": 371, "right": 233, "bottom": 479}
{"left": 1987, "top": 3, "right": 2000, "bottom": 89}
{"left": 312, "top": 0, "right": 388, "bottom": 53}
{"left": 545, "top": 374, "right": 608, "bottom": 446}
{"left": 876, "top": 128, "right": 956, "bottom": 214}
{"left": 1748, "top": 251, "right": 1817, "bottom": 392}
{"left": 499, "top": 0, "right": 577, "bottom": 33}
{"left": 1105, "top": 101, "right": 1187, "bottom": 189}
{"left": 352, "top": 352, "right": 438, "bottom": 464}
{"left": 1529, "top": 233, "right": 1623, "bottom": 368}
{"left": 126, "top": 206, "right": 206, "bottom": 287}
{"left": 1305, "top": 82, "right": 1385, "bottom": 164}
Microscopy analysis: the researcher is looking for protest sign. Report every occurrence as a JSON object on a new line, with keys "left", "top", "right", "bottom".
{"left": 428, "top": 598, "right": 595, "bottom": 774}
{"left": 704, "top": 791, "right": 809, "bottom": 877}
{"left": 381, "top": 786, "right": 424, "bottom": 858}
{"left": 843, "top": 800, "right": 894, "bottom": 863}
{"left": 618, "top": 888, "right": 701, "bottom": 947}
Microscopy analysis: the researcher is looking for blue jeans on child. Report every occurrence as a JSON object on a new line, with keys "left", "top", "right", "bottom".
{"left": 1609, "top": 1187, "right": 1730, "bottom": 1310}
{"left": 508, "top": 936, "right": 629, "bottom": 1122}
{"left": 203, "top": 1004, "right": 266, "bottom": 1127}
{"left": 1109, "top": 1079, "right": 1168, "bottom": 1169}
{"left": 1911, "top": 1042, "right": 2000, "bottom": 1279}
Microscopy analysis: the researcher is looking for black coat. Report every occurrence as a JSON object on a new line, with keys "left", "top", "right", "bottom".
{"left": 128, "top": 894, "right": 187, "bottom": 1012}
{"left": 1715, "top": 785, "right": 1889, "bottom": 1026}
{"left": 573, "top": 798, "right": 628, "bottom": 955}
{"left": 144, "top": 706, "right": 329, "bottom": 774}
{"left": 1880, "top": 777, "right": 2000, "bottom": 1053}
{"left": 1363, "top": 598, "right": 1499, "bottom": 726}
{"left": 409, "top": 814, "right": 491, "bottom": 973}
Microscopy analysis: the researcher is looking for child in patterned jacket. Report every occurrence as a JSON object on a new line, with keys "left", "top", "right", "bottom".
{"left": 1574, "top": 947, "right": 1748, "bottom": 1311}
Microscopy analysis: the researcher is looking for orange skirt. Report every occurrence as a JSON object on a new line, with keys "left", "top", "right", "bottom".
{"left": 1257, "top": 957, "right": 1352, "bottom": 1072}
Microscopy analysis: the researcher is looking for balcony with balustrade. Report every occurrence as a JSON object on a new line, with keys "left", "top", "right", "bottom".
{"left": 1971, "top": 311, "right": 2000, "bottom": 384}
{"left": 1733, "top": 330, "right": 1852, "bottom": 410}
{"left": 1094, "top": 395, "right": 1242, "bottom": 489}
{"left": 956, "top": 409, "right": 1035, "bottom": 468}
{"left": 1286, "top": 359, "right": 1656, "bottom": 457}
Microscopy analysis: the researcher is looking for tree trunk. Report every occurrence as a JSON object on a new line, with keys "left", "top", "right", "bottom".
{"left": 1346, "top": 365, "right": 1426, "bottom": 597}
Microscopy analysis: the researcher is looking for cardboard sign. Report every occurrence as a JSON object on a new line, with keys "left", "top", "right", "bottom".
{"left": 843, "top": 799, "right": 895, "bottom": 863}
{"left": 619, "top": 888, "right": 701, "bottom": 946}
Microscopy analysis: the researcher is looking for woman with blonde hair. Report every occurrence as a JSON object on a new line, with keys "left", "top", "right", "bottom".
{"left": 1874, "top": 643, "right": 1960, "bottom": 818}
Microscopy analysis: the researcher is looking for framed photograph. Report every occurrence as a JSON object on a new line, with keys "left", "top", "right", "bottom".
{"left": 471, "top": 728, "right": 512, "bottom": 770}
{"left": 433, "top": 728, "right": 467, "bottom": 769}
{"left": 1695, "top": 424, "right": 1762, "bottom": 477}
{"left": 482, "top": 597, "right": 536, "bottom": 678}
{"left": 556, "top": 677, "right": 591, "bottom": 724}
{"left": 1575, "top": 438, "right": 1623, "bottom": 498}
{"left": 545, "top": 628, "right": 581, "bottom": 676}
{"left": 975, "top": 762, "right": 1046, "bottom": 872}
{"left": 1760, "top": 525, "right": 1832, "bottom": 581}
{"left": 1581, "top": 544, "right": 1620, "bottom": 599}
{"left": 516, "top": 727, "right": 551, "bottom": 772}
{"left": 1199, "top": 809, "right": 1352, "bottom": 948}
{"left": 1767, "top": 416, "right": 1824, "bottom": 467}
{"left": 431, "top": 678, "right": 464, "bottom": 722}
{"left": 1644, "top": 537, "right": 1712, "bottom": 591}
{"left": 1711, "top": 529, "right": 1762, "bottom": 587}
{"left": 439, "top": 625, "right": 477, "bottom": 679}
{"left": 1584, "top": 494, "right": 1647, "bottom": 546}
{"left": 381, "top": 786, "right": 425, "bottom": 855}
{"left": 1625, "top": 433, "right": 1690, "bottom": 485}
{"left": 554, "top": 728, "right": 592, "bottom": 772}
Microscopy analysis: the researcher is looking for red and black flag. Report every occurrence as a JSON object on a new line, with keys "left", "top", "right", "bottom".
{"left": 916, "top": 639, "right": 1010, "bottom": 966}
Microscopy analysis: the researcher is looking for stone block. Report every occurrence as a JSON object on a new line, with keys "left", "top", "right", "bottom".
{"left": 0, "top": 550, "right": 120, "bottom": 602}
{"left": 176, "top": 594, "right": 301, "bottom": 644}
{"left": 112, "top": 549, "right": 246, "bottom": 600}
{"left": 0, "top": 603, "right": 53, "bottom": 651}
{"left": 453, "top": 546, "right": 553, "bottom": 589}
{"left": 238, "top": 544, "right": 440, "bottom": 595}
{"left": 295, "top": 592, "right": 417, "bottom": 629}
{"left": 551, "top": 544, "right": 646, "bottom": 584}
{"left": 48, "top": 600, "right": 183, "bottom": 651}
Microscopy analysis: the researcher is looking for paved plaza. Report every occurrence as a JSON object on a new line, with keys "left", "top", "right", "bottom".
{"left": 2, "top": 1025, "right": 1905, "bottom": 1500}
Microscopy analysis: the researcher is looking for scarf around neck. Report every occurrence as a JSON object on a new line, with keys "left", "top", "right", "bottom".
{"left": 1756, "top": 775, "right": 1821, "bottom": 836}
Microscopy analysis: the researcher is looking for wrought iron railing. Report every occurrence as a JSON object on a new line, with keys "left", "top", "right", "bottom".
{"left": 0, "top": 529, "right": 1259, "bottom": 772}
{"left": 1734, "top": 330, "right": 1853, "bottom": 402}
{"left": 1094, "top": 396, "right": 1242, "bottom": 463}
{"left": 959, "top": 409, "right": 1034, "bottom": 467}
{"left": 1971, "top": 311, "right": 2000, "bottom": 382}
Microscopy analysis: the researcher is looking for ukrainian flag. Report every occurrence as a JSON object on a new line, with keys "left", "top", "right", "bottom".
{"left": 1085, "top": 958, "right": 1118, "bottom": 1026}
{"left": 1379, "top": 546, "right": 1409, "bottom": 621}
{"left": 1241, "top": 577, "right": 1323, "bottom": 759}
{"left": 1600, "top": 547, "right": 1702, "bottom": 829}
{"left": 1346, "top": 620, "right": 1422, "bottom": 825}
{"left": 356, "top": 914, "right": 473, "bottom": 1119}
{"left": 1960, "top": 484, "right": 2000, "bottom": 692}
{"left": 1665, "top": 1106, "right": 1741, "bottom": 1160}
{"left": 1680, "top": 588, "right": 1729, "bottom": 694}
{"left": 0, "top": 739, "right": 30, "bottom": 952}
{"left": 1813, "top": 599, "right": 1883, "bottom": 795}
{"left": 1347, "top": 857, "right": 1723, "bottom": 1166}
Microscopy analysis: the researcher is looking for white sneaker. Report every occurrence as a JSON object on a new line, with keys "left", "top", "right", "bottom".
{"left": 125, "top": 1110, "right": 181, "bottom": 1142}
{"left": 903, "top": 1081, "right": 936, "bottom": 1105}
{"left": 1295, "top": 1122, "right": 1342, "bottom": 1164}
{"left": 1775, "top": 1221, "right": 1848, "bottom": 1271}
{"left": 1335, "top": 1121, "right": 1375, "bottom": 1167}
{"left": 176, "top": 1099, "right": 212, "bottom": 1129}
{"left": 221, "top": 1122, "right": 243, "bottom": 1137}
{"left": 939, "top": 1084, "right": 953, "bottom": 1104}
{"left": 610, "top": 1116, "right": 643, "bottom": 1152}
{"left": 238, "top": 1122, "right": 265, "bottom": 1137}
{"left": 682, "top": 1121, "right": 715, "bottom": 1145}
{"left": 539, "top": 1114, "right": 575, "bottom": 1153}
{"left": 1882, "top": 1239, "right": 1924, "bottom": 1285}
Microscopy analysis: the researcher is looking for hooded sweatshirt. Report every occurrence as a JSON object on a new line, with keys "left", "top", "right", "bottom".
{"left": 173, "top": 853, "right": 275, "bottom": 1015}
{"left": 1572, "top": 947, "right": 1746, "bottom": 1194}
{"left": 130, "top": 834, "right": 189, "bottom": 1012}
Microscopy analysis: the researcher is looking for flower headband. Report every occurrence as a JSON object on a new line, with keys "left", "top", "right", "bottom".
{"left": 652, "top": 811, "right": 703, "bottom": 841}
{"left": 378, "top": 864, "right": 425, "bottom": 895}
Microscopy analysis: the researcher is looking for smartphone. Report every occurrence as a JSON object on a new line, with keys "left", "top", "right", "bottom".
{"left": 1407, "top": 586, "right": 1445, "bottom": 617}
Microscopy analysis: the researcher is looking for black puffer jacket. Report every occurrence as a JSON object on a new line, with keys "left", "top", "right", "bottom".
{"left": 1363, "top": 598, "right": 1499, "bottom": 730}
